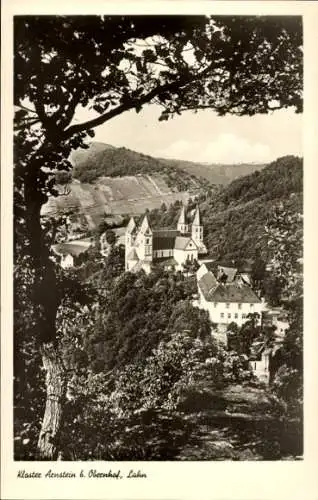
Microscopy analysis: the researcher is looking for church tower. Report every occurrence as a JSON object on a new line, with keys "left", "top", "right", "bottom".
{"left": 126, "top": 216, "right": 136, "bottom": 247}
{"left": 177, "top": 205, "right": 189, "bottom": 234}
{"left": 136, "top": 214, "right": 153, "bottom": 262}
{"left": 125, "top": 216, "right": 137, "bottom": 269}
{"left": 191, "top": 205, "right": 203, "bottom": 246}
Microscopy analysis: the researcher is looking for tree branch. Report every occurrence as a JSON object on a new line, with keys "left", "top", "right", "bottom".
{"left": 14, "top": 118, "right": 41, "bottom": 130}
{"left": 61, "top": 77, "right": 189, "bottom": 140}
{"left": 58, "top": 89, "right": 82, "bottom": 130}
{"left": 62, "top": 62, "right": 220, "bottom": 141}
{"left": 15, "top": 104, "right": 37, "bottom": 114}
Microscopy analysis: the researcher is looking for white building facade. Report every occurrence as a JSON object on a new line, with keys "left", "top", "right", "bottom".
{"left": 195, "top": 265, "right": 264, "bottom": 327}
{"left": 125, "top": 205, "right": 207, "bottom": 274}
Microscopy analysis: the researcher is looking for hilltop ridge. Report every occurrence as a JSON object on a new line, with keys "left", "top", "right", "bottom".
{"left": 70, "top": 141, "right": 268, "bottom": 187}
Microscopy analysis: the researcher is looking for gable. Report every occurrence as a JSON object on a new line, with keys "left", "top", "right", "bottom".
{"left": 174, "top": 236, "right": 198, "bottom": 251}
{"left": 184, "top": 239, "right": 198, "bottom": 251}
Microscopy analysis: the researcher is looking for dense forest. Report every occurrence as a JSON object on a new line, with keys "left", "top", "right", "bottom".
{"left": 201, "top": 155, "right": 302, "bottom": 262}
{"left": 146, "top": 155, "right": 302, "bottom": 265}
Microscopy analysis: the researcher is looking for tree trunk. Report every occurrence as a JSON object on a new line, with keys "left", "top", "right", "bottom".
{"left": 37, "top": 343, "right": 66, "bottom": 460}
{"left": 23, "top": 167, "right": 64, "bottom": 459}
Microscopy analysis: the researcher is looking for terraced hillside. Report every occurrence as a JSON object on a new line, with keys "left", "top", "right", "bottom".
{"left": 71, "top": 142, "right": 203, "bottom": 191}
{"left": 42, "top": 175, "right": 193, "bottom": 230}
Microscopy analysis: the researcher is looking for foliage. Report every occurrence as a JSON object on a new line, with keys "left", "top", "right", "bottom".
{"left": 226, "top": 313, "right": 276, "bottom": 356}
{"left": 55, "top": 170, "right": 72, "bottom": 185}
{"left": 264, "top": 206, "right": 303, "bottom": 418}
{"left": 168, "top": 299, "right": 211, "bottom": 340}
{"left": 182, "top": 258, "right": 200, "bottom": 276}
{"left": 98, "top": 244, "right": 125, "bottom": 282}
{"left": 250, "top": 253, "right": 267, "bottom": 292}
{"left": 199, "top": 156, "right": 302, "bottom": 263}
{"left": 14, "top": 15, "right": 303, "bottom": 458}
{"left": 14, "top": 255, "right": 46, "bottom": 460}
{"left": 16, "top": 16, "right": 302, "bottom": 140}
{"left": 60, "top": 332, "right": 257, "bottom": 460}
{"left": 265, "top": 204, "right": 303, "bottom": 298}
{"left": 146, "top": 198, "right": 198, "bottom": 229}
{"left": 226, "top": 314, "right": 260, "bottom": 355}
{"left": 85, "top": 268, "right": 208, "bottom": 372}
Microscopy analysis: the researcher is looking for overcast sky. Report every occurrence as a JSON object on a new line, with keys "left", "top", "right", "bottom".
{"left": 74, "top": 104, "right": 302, "bottom": 164}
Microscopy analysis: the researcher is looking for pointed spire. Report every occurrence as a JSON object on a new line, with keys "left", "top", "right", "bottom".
{"left": 139, "top": 213, "right": 152, "bottom": 234}
{"left": 192, "top": 205, "right": 201, "bottom": 226}
{"left": 126, "top": 216, "right": 136, "bottom": 234}
{"left": 177, "top": 205, "right": 187, "bottom": 225}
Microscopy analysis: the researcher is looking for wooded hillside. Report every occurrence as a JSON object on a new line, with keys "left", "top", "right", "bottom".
{"left": 147, "top": 155, "right": 302, "bottom": 264}
{"left": 71, "top": 142, "right": 203, "bottom": 191}
{"left": 201, "top": 155, "right": 302, "bottom": 262}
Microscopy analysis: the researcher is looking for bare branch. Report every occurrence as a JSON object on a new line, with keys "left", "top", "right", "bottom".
{"left": 14, "top": 118, "right": 41, "bottom": 130}
{"left": 15, "top": 104, "right": 37, "bottom": 114}
{"left": 62, "top": 61, "right": 221, "bottom": 140}
{"left": 62, "top": 77, "right": 189, "bottom": 140}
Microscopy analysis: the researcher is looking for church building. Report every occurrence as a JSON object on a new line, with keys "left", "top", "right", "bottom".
{"left": 125, "top": 205, "right": 207, "bottom": 274}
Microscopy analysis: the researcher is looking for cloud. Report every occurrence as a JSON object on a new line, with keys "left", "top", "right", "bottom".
{"left": 154, "top": 133, "right": 272, "bottom": 164}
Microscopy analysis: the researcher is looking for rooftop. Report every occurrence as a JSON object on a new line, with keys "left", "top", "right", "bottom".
{"left": 218, "top": 266, "right": 238, "bottom": 283}
{"left": 174, "top": 236, "right": 197, "bottom": 251}
{"left": 198, "top": 272, "right": 261, "bottom": 304}
{"left": 152, "top": 229, "right": 179, "bottom": 250}
{"left": 53, "top": 241, "right": 91, "bottom": 257}
{"left": 198, "top": 272, "right": 219, "bottom": 300}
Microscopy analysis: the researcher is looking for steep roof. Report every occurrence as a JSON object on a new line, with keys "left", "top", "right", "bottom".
{"left": 177, "top": 205, "right": 187, "bottom": 225}
{"left": 198, "top": 272, "right": 219, "bottom": 299}
{"left": 139, "top": 214, "right": 152, "bottom": 235}
{"left": 174, "top": 236, "right": 197, "bottom": 251}
{"left": 203, "top": 261, "right": 216, "bottom": 272}
{"left": 126, "top": 216, "right": 136, "bottom": 234}
{"left": 152, "top": 230, "right": 178, "bottom": 250}
{"left": 53, "top": 241, "right": 91, "bottom": 257}
{"left": 218, "top": 266, "right": 238, "bottom": 283}
{"left": 198, "top": 272, "right": 261, "bottom": 304}
{"left": 192, "top": 205, "right": 201, "bottom": 226}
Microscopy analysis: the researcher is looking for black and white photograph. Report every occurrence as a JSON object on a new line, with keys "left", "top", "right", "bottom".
{"left": 11, "top": 12, "right": 305, "bottom": 465}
